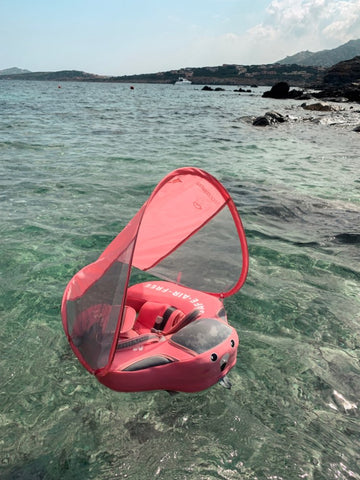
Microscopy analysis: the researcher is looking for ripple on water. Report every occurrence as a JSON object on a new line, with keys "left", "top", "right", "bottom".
{"left": 0, "top": 81, "right": 359, "bottom": 480}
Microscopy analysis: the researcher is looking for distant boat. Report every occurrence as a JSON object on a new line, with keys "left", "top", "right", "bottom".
{"left": 175, "top": 77, "right": 192, "bottom": 85}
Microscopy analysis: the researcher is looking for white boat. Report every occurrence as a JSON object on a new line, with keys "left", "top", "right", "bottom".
{"left": 175, "top": 77, "right": 192, "bottom": 85}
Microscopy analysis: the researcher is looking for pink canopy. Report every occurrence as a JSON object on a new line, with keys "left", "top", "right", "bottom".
{"left": 61, "top": 167, "right": 248, "bottom": 374}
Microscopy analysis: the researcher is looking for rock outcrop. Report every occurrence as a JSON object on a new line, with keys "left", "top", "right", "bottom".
{"left": 262, "top": 82, "right": 311, "bottom": 100}
{"left": 323, "top": 56, "right": 360, "bottom": 85}
{"left": 314, "top": 56, "right": 360, "bottom": 102}
{"left": 314, "top": 85, "right": 360, "bottom": 103}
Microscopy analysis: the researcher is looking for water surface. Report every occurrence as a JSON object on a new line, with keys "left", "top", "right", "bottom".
{"left": 1, "top": 81, "right": 359, "bottom": 479}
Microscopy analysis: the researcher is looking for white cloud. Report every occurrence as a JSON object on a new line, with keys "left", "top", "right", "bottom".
{"left": 247, "top": 0, "right": 360, "bottom": 57}
{"left": 182, "top": 0, "right": 360, "bottom": 66}
{"left": 322, "top": 0, "right": 360, "bottom": 41}
{"left": 123, "top": 0, "right": 360, "bottom": 72}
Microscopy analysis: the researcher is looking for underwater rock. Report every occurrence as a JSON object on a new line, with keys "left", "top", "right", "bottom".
{"left": 234, "top": 87, "right": 252, "bottom": 93}
{"left": 265, "top": 111, "right": 287, "bottom": 122}
{"left": 201, "top": 86, "right": 225, "bottom": 92}
{"left": 253, "top": 111, "right": 287, "bottom": 126}
{"left": 331, "top": 390, "right": 358, "bottom": 415}
{"left": 301, "top": 102, "right": 337, "bottom": 111}
{"left": 253, "top": 116, "right": 271, "bottom": 126}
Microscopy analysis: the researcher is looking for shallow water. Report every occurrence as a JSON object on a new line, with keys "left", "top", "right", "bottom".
{"left": 0, "top": 80, "right": 359, "bottom": 479}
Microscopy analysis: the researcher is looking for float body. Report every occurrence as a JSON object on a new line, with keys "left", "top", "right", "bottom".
{"left": 95, "top": 281, "right": 239, "bottom": 392}
{"left": 61, "top": 167, "right": 248, "bottom": 393}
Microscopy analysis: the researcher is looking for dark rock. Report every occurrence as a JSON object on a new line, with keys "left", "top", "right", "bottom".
{"left": 263, "top": 81, "right": 290, "bottom": 98}
{"left": 314, "top": 86, "right": 360, "bottom": 103}
{"left": 234, "top": 87, "right": 252, "bottom": 93}
{"left": 202, "top": 86, "right": 225, "bottom": 92}
{"left": 297, "top": 93, "right": 313, "bottom": 100}
{"left": 287, "top": 90, "right": 312, "bottom": 100}
{"left": 265, "top": 111, "right": 286, "bottom": 122}
{"left": 353, "top": 125, "right": 360, "bottom": 132}
{"left": 253, "top": 116, "right": 271, "bottom": 126}
{"left": 313, "top": 56, "right": 360, "bottom": 102}
{"left": 253, "top": 111, "right": 287, "bottom": 126}
{"left": 286, "top": 89, "right": 304, "bottom": 98}
{"left": 262, "top": 82, "right": 307, "bottom": 100}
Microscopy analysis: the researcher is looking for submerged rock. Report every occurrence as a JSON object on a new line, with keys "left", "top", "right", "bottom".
{"left": 253, "top": 116, "right": 271, "bottom": 126}
{"left": 320, "top": 96, "right": 349, "bottom": 103}
{"left": 331, "top": 390, "right": 358, "bottom": 415}
{"left": 265, "top": 111, "right": 287, "bottom": 122}
{"left": 201, "top": 86, "right": 227, "bottom": 92}
{"left": 301, "top": 102, "right": 337, "bottom": 111}
{"left": 253, "top": 111, "right": 287, "bottom": 126}
{"left": 234, "top": 87, "right": 252, "bottom": 93}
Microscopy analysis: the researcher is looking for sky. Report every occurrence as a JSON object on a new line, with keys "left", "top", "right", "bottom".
{"left": 1, "top": 0, "right": 360, "bottom": 76}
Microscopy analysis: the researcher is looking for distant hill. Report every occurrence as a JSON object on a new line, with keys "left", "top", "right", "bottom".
{"left": 0, "top": 70, "right": 107, "bottom": 81}
{"left": 277, "top": 39, "right": 360, "bottom": 67}
{"left": 115, "top": 64, "right": 325, "bottom": 87}
{"left": 0, "top": 65, "right": 325, "bottom": 87}
{"left": 0, "top": 67, "right": 31, "bottom": 75}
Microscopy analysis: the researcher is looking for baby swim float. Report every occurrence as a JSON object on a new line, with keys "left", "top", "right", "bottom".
{"left": 61, "top": 167, "right": 248, "bottom": 393}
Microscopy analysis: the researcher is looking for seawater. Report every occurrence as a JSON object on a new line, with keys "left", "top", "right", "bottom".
{"left": 0, "top": 80, "right": 359, "bottom": 480}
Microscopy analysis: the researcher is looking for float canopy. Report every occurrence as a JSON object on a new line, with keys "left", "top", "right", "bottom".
{"left": 61, "top": 167, "right": 248, "bottom": 373}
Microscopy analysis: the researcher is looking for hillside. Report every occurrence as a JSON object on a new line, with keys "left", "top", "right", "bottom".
{"left": 0, "top": 64, "right": 325, "bottom": 87}
{"left": 323, "top": 55, "right": 360, "bottom": 85}
{"left": 2, "top": 39, "right": 360, "bottom": 86}
{"left": 0, "top": 70, "right": 107, "bottom": 82}
{"left": 277, "top": 39, "right": 360, "bottom": 67}
{"left": 0, "top": 67, "right": 31, "bottom": 75}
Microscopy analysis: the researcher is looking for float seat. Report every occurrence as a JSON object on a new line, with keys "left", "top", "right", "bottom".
{"left": 134, "top": 302, "right": 185, "bottom": 334}
{"left": 119, "top": 306, "right": 138, "bottom": 339}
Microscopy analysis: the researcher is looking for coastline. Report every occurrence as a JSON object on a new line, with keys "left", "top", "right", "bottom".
{"left": 0, "top": 63, "right": 325, "bottom": 88}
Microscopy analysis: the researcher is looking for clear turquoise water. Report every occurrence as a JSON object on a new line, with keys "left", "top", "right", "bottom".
{"left": 1, "top": 80, "right": 359, "bottom": 479}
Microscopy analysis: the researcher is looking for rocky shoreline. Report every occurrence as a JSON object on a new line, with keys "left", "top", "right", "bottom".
{"left": 251, "top": 81, "right": 360, "bottom": 132}
{"left": 251, "top": 104, "right": 360, "bottom": 132}
{"left": 260, "top": 79, "right": 360, "bottom": 103}
{"left": 202, "top": 56, "right": 360, "bottom": 104}
{"left": 244, "top": 57, "right": 360, "bottom": 133}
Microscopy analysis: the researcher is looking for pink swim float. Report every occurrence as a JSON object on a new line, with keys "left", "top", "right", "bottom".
{"left": 61, "top": 167, "right": 249, "bottom": 393}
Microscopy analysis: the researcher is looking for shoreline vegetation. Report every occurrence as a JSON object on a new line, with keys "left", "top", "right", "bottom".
{"left": 2, "top": 38, "right": 360, "bottom": 87}
{"left": 2, "top": 56, "right": 360, "bottom": 103}
{"left": 0, "top": 63, "right": 326, "bottom": 87}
